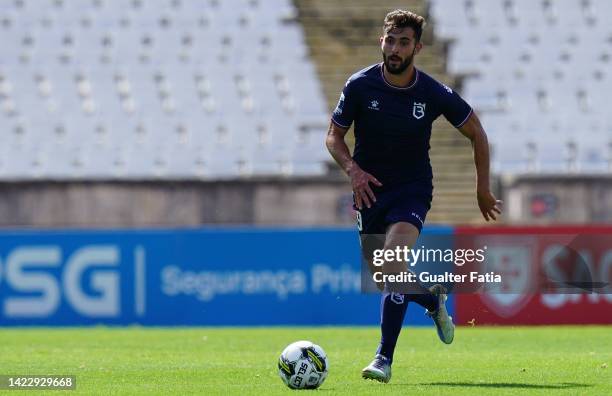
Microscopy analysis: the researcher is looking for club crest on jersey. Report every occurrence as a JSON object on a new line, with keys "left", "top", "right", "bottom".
{"left": 413, "top": 102, "right": 426, "bottom": 119}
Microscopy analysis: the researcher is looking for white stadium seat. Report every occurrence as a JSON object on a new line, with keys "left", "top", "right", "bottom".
{"left": 0, "top": 0, "right": 328, "bottom": 180}
{"left": 436, "top": 0, "right": 612, "bottom": 174}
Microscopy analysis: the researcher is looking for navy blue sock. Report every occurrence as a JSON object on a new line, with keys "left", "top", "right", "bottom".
{"left": 406, "top": 293, "right": 438, "bottom": 312}
{"left": 376, "top": 291, "right": 409, "bottom": 363}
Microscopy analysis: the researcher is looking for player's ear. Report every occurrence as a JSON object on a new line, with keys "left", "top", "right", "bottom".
{"left": 414, "top": 41, "right": 423, "bottom": 54}
{"left": 379, "top": 36, "right": 384, "bottom": 46}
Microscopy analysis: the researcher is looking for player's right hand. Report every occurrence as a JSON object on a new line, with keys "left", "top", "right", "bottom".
{"left": 349, "top": 164, "right": 382, "bottom": 210}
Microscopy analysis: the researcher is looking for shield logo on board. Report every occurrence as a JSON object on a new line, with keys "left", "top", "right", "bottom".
{"left": 477, "top": 241, "right": 535, "bottom": 318}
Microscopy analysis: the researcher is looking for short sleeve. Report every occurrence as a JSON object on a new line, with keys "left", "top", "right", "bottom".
{"left": 437, "top": 83, "right": 473, "bottom": 128}
{"left": 331, "top": 78, "right": 359, "bottom": 129}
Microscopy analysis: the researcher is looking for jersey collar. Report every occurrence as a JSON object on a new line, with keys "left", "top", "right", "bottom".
{"left": 380, "top": 63, "right": 419, "bottom": 90}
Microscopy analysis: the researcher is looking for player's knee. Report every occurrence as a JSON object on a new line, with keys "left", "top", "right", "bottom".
{"left": 386, "top": 222, "right": 420, "bottom": 241}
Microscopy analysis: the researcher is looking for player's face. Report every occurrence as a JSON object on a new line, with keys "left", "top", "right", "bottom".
{"left": 380, "top": 28, "right": 422, "bottom": 75}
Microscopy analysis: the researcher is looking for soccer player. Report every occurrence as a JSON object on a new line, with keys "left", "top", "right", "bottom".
{"left": 325, "top": 10, "right": 502, "bottom": 383}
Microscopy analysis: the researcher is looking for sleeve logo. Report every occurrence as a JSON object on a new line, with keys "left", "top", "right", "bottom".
{"left": 333, "top": 93, "right": 345, "bottom": 116}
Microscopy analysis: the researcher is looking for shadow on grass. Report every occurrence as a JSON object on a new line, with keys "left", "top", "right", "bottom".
{"left": 416, "top": 382, "right": 592, "bottom": 390}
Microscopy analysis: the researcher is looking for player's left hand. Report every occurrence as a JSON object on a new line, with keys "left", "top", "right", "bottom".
{"left": 477, "top": 189, "right": 502, "bottom": 221}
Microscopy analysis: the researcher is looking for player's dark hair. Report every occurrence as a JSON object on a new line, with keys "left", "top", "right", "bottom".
{"left": 383, "top": 9, "right": 426, "bottom": 42}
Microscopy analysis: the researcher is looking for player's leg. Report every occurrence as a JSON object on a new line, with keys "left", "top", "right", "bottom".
{"left": 368, "top": 202, "right": 454, "bottom": 380}
{"left": 358, "top": 192, "right": 401, "bottom": 382}
{"left": 381, "top": 221, "right": 420, "bottom": 281}
{"left": 355, "top": 192, "right": 389, "bottom": 292}
{"left": 362, "top": 222, "right": 416, "bottom": 382}
{"left": 379, "top": 227, "right": 455, "bottom": 344}
{"left": 359, "top": 233, "right": 386, "bottom": 292}
{"left": 384, "top": 194, "right": 455, "bottom": 344}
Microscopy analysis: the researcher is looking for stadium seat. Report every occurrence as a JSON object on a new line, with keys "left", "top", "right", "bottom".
{"left": 0, "top": 0, "right": 328, "bottom": 180}
{"left": 466, "top": 0, "right": 509, "bottom": 27}
{"left": 437, "top": 0, "right": 611, "bottom": 174}
{"left": 506, "top": 0, "right": 547, "bottom": 26}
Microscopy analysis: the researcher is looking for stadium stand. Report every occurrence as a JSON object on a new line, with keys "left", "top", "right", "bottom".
{"left": 0, "top": 0, "right": 329, "bottom": 179}
{"left": 1, "top": 0, "right": 609, "bottom": 226}
{"left": 430, "top": 0, "right": 612, "bottom": 174}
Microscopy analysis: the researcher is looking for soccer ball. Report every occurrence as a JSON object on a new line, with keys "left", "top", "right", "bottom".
{"left": 278, "top": 340, "right": 328, "bottom": 389}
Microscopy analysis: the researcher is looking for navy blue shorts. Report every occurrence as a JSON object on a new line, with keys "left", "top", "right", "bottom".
{"left": 355, "top": 181, "right": 433, "bottom": 234}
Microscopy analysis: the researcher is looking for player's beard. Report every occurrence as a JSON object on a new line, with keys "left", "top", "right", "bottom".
{"left": 383, "top": 48, "right": 416, "bottom": 75}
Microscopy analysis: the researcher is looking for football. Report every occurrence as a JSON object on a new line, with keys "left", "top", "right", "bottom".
{"left": 277, "top": 340, "right": 329, "bottom": 389}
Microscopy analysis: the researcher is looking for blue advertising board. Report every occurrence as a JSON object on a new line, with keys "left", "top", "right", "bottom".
{"left": 0, "top": 227, "right": 454, "bottom": 326}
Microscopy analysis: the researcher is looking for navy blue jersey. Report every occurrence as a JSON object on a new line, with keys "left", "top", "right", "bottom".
{"left": 331, "top": 63, "right": 472, "bottom": 190}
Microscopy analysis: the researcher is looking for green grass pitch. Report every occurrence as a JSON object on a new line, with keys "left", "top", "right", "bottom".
{"left": 0, "top": 326, "right": 610, "bottom": 395}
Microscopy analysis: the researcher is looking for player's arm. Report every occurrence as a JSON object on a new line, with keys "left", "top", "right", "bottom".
{"left": 325, "top": 122, "right": 382, "bottom": 209}
{"left": 456, "top": 112, "right": 502, "bottom": 221}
